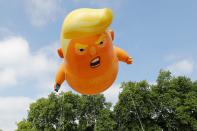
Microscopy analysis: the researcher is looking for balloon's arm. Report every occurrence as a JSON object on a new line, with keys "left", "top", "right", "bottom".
{"left": 114, "top": 46, "right": 133, "bottom": 64}
{"left": 54, "top": 63, "right": 66, "bottom": 92}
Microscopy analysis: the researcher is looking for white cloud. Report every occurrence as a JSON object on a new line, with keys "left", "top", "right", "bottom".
{"left": 0, "top": 37, "right": 59, "bottom": 90}
{"left": 0, "top": 36, "right": 60, "bottom": 130}
{"left": 73, "top": 0, "right": 120, "bottom": 6}
{"left": 24, "top": 0, "right": 62, "bottom": 26}
{"left": 0, "top": 96, "right": 33, "bottom": 131}
{"left": 166, "top": 59, "right": 194, "bottom": 76}
{"left": 103, "top": 84, "right": 122, "bottom": 106}
{"left": 164, "top": 54, "right": 181, "bottom": 62}
{"left": 0, "top": 68, "right": 17, "bottom": 87}
{"left": 24, "top": 0, "right": 124, "bottom": 26}
{"left": 72, "top": 0, "right": 124, "bottom": 14}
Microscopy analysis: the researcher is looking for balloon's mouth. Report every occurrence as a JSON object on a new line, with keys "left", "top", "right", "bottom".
{"left": 90, "top": 56, "right": 100, "bottom": 68}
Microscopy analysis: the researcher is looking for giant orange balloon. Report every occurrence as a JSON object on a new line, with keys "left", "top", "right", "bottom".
{"left": 54, "top": 8, "right": 132, "bottom": 95}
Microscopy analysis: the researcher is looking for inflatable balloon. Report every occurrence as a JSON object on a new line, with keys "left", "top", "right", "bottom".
{"left": 54, "top": 8, "right": 132, "bottom": 95}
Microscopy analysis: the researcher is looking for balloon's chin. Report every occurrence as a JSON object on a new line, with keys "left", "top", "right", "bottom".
{"left": 68, "top": 73, "right": 117, "bottom": 95}
{"left": 66, "top": 59, "right": 119, "bottom": 95}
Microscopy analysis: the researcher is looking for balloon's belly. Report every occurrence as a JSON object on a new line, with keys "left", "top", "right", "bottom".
{"left": 66, "top": 62, "right": 119, "bottom": 95}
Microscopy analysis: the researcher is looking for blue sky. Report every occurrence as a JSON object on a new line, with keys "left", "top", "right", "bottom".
{"left": 0, "top": 0, "right": 197, "bottom": 130}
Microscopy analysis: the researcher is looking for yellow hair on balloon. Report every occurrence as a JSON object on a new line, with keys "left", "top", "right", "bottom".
{"left": 60, "top": 8, "right": 113, "bottom": 56}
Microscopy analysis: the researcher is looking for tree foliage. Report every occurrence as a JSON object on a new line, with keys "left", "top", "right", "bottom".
{"left": 16, "top": 92, "right": 112, "bottom": 131}
{"left": 114, "top": 70, "right": 197, "bottom": 131}
{"left": 17, "top": 70, "right": 197, "bottom": 131}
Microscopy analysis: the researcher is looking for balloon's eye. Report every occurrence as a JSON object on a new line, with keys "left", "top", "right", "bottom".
{"left": 96, "top": 40, "right": 105, "bottom": 48}
{"left": 96, "top": 34, "right": 106, "bottom": 48}
{"left": 76, "top": 48, "right": 86, "bottom": 55}
{"left": 75, "top": 43, "right": 87, "bottom": 55}
{"left": 79, "top": 48, "right": 84, "bottom": 52}
{"left": 95, "top": 34, "right": 107, "bottom": 48}
{"left": 99, "top": 41, "right": 103, "bottom": 45}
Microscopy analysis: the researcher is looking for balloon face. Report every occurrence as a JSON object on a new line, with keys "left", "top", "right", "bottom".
{"left": 66, "top": 32, "right": 115, "bottom": 77}
{"left": 65, "top": 32, "right": 119, "bottom": 94}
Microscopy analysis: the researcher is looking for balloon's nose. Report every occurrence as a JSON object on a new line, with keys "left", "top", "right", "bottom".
{"left": 89, "top": 46, "right": 96, "bottom": 56}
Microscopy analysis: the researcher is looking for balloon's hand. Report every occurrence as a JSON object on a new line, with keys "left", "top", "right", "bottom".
{"left": 54, "top": 83, "right": 60, "bottom": 92}
{"left": 126, "top": 57, "right": 133, "bottom": 64}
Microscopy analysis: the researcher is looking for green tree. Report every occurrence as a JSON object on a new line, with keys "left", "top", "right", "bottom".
{"left": 114, "top": 80, "right": 161, "bottom": 131}
{"left": 27, "top": 92, "right": 82, "bottom": 130}
{"left": 114, "top": 70, "right": 197, "bottom": 131}
{"left": 78, "top": 94, "right": 112, "bottom": 131}
{"left": 16, "top": 70, "right": 197, "bottom": 131}
{"left": 94, "top": 109, "right": 116, "bottom": 131}
{"left": 16, "top": 119, "right": 35, "bottom": 131}
{"left": 152, "top": 70, "right": 197, "bottom": 130}
{"left": 16, "top": 92, "right": 112, "bottom": 131}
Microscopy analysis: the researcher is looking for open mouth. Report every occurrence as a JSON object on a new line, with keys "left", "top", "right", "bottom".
{"left": 90, "top": 56, "right": 100, "bottom": 68}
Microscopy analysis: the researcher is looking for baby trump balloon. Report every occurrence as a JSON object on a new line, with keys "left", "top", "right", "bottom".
{"left": 54, "top": 8, "right": 133, "bottom": 95}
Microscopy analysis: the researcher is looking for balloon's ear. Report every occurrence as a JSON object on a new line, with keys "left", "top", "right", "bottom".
{"left": 58, "top": 48, "right": 64, "bottom": 58}
{"left": 108, "top": 29, "right": 114, "bottom": 41}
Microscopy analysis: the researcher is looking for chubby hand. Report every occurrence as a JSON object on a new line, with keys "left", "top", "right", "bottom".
{"left": 126, "top": 57, "right": 133, "bottom": 64}
{"left": 54, "top": 83, "right": 60, "bottom": 92}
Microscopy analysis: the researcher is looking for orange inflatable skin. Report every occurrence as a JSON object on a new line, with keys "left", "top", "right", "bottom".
{"left": 55, "top": 30, "right": 132, "bottom": 94}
